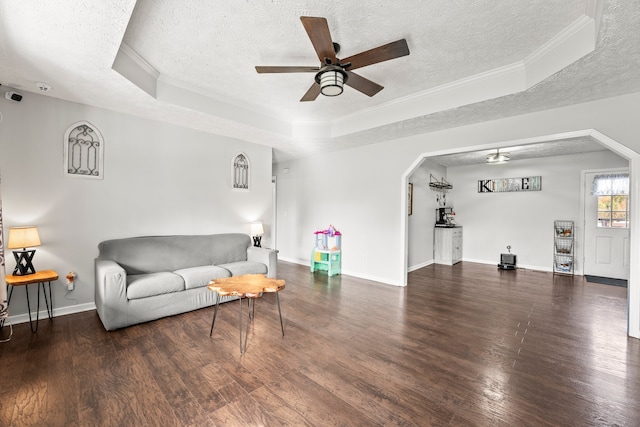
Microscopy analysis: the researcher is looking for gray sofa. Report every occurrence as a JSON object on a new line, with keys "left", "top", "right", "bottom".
{"left": 94, "top": 233, "right": 277, "bottom": 331}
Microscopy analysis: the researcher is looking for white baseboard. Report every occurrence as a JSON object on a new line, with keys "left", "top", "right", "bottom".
{"left": 2, "top": 257, "right": 555, "bottom": 328}
{"left": 5, "top": 302, "right": 97, "bottom": 326}
{"left": 279, "top": 256, "right": 310, "bottom": 266}
{"left": 279, "top": 257, "right": 403, "bottom": 286}
{"left": 462, "top": 258, "right": 553, "bottom": 273}
{"left": 341, "top": 269, "right": 404, "bottom": 287}
{"left": 408, "top": 260, "right": 433, "bottom": 272}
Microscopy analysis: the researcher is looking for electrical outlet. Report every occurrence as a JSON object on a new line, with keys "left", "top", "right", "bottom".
{"left": 65, "top": 271, "right": 76, "bottom": 291}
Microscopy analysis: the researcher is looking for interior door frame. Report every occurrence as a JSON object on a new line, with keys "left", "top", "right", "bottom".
{"left": 272, "top": 175, "right": 277, "bottom": 250}
{"left": 579, "top": 167, "right": 630, "bottom": 278}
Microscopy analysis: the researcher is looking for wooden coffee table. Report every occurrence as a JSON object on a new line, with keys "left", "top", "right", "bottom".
{"left": 207, "top": 274, "right": 285, "bottom": 354}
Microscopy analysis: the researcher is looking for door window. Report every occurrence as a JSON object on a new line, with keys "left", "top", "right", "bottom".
{"left": 592, "top": 173, "right": 629, "bottom": 228}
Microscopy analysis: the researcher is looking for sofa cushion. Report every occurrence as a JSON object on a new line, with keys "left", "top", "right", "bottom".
{"left": 98, "top": 233, "right": 251, "bottom": 275}
{"left": 174, "top": 266, "right": 231, "bottom": 290}
{"left": 218, "top": 261, "right": 268, "bottom": 277}
{"left": 127, "top": 272, "right": 184, "bottom": 300}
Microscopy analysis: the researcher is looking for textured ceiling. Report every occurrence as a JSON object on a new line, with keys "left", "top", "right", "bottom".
{"left": 1, "top": 1, "right": 639, "bottom": 164}
{"left": 122, "top": 0, "right": 584, "bottom": 120}
{"left": 428, "top": 138, "right": 608, "bottom": 167}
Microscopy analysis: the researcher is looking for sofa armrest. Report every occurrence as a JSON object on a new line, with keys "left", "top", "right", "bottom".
{"left": 247, "top": 247, "right": 278, "bottom": 278}
{"left": 94, "top": 258, "right": 128, "bottom": 330}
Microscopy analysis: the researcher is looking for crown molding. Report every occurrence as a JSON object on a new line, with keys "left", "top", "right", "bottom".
{"left": 327, "top": 8, "right": 599, "bottom": 138}
{"left": 585, "top": 0, "right": 604, "bottom": 37}
{"left": 328, "top": 61, "right": 526, "bottom": 138}
{"left": 112, "top": 43, "right": 159, "bottom": 97}
{"left": 156, "top": 75, "right": 291, "bottom": 136}
{"left": 113, "top": 43, "right": 291, "bottom": 136}
{"left": 524, "top": 15, "right": 596, "bottom": 87}
{"left": 114, "top": 1, "right": 602, "bottom": 143}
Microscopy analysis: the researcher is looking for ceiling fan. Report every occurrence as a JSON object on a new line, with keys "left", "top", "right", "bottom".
{"left": 255, "top": 16, "right": 410, "bottom": 102}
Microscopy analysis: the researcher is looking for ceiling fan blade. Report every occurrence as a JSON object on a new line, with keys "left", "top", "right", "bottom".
{"left": 255, "top": 66, "right": 319, "bottom": 73}
{"left": 345, "top": 71, "right": 384, "bottom": 97}
{"left": 341, "top": 39, "right": 410, "bottom": 71}
{"left": 300, "top": 16, "right": 337, "bottom": 64}
{"left": 300, "top": 83, "right": 321, "bottom": 102}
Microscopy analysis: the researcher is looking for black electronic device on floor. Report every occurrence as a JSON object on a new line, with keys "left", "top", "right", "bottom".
{"left": 498, "top": 246, "right": 517, "bottom": 270}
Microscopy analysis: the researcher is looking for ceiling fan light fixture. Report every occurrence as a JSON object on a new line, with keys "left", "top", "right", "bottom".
{"left": 257, "top": 17, "right": 410, "bottom": 101}
{"left": 317, "top": 66, "right": 348, "bottom": 97}
{"left": 486, "top": 149, "right": 510, "bottom": 165}
{"left": 320, "top": 70, "right": 343, "bottom": 96}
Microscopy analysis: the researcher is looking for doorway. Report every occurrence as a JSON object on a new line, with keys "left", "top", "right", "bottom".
{"left": 583, "top": 170, "right": 630, "bottom": 281}
{"left": 401, "top": 130, "right": 640, "bottom": 338}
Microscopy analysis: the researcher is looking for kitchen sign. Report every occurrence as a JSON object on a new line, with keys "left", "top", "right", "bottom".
{"left": 478, "top": 176, "right": 542, "bottom": 193}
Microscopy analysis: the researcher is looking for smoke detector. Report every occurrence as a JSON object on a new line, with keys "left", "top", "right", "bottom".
{"left": 35, "top": 82, "right": 52, "bottom": 92}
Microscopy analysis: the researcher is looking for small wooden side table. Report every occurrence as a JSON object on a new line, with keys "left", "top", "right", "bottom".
{"left": 208, "top": 274, "right": 285, "bottom": 354}
{"left": 5, "top": 269, "right": 58, "bottom": 333}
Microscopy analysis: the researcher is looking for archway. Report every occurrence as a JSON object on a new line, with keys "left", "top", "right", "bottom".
{"left": 400, "top": 129, "right": 640, "bottom": 338}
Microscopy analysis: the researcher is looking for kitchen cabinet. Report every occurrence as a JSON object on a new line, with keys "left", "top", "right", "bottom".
{"left": 434, "top": 227, "right": 462, "bottom": 265}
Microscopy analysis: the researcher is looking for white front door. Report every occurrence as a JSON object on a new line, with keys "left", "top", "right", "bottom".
{"left": 583, "top": 171, "right": 630, "bottom": 280}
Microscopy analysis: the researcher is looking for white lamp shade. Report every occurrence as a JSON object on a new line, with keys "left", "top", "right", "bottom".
{"left": 320, "top": 70, "right": 344, "bottom": 96}
{"left": 250, "top": 222, "right": 264, "bottom": 236}
{"left": 7, "top": 226, "right": 41, "bottom": 249}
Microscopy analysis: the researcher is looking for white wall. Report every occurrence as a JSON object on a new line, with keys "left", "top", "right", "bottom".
{"left": 0, "top": 93, "right": 273, "bottom": 321}
{"left": 4, "top": 89, "right": 638, "bottom": 332}
{"left": 275, "top": 92, "right": 640, "bottom": 287}
{"left": 275, "top": 140, "right": 415, "bottom": 285}
{"left": 407, "top": 160, "right": 446, "bottom": 270}
{"left": 447, "top": 151, "right": 628, "bottom": 271}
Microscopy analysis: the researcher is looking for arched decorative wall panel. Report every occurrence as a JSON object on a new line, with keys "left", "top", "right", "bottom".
{"left": 64, "top": 121, "right": 104, "bottom": 179}
{"left": 232, "top": 152, "right": 250, "bottom": 190}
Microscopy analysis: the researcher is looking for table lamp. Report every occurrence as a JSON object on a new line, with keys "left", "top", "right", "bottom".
{"left": 7, "top": 226, "right": 41, "bottom": 275}
{"left": 250, "top": 222, "right": 264, "bottom": 247}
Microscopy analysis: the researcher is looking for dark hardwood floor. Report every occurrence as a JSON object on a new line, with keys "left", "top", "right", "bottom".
{"left": 1, "top": 261, "right": 639, "bottom": 426}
